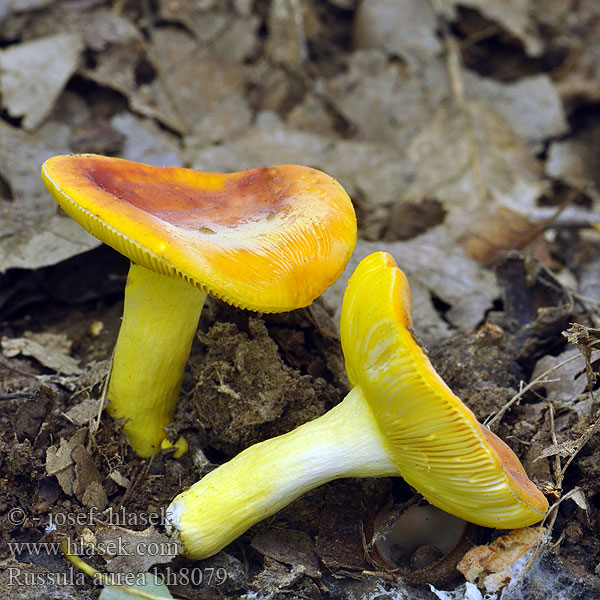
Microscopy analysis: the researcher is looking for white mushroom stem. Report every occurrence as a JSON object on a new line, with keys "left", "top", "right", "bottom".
{"left": 106, "top": 262, "right": 207, "bottom": 457}
{"left": 166, "top": 385, "right": 399, "bottom": 559}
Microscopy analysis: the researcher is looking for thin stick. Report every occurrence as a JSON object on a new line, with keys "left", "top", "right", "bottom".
{"left": 485, "top": 352, "right": 586, "bottom": 428}
{"left": 0, "top": 392, "right": 34, "bottom": 400}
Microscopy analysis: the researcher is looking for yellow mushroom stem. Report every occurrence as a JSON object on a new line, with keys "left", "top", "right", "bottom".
{"left": 166, "top": 386, "right": 397, "bottom": 559}
{"left": 107, "top": 262, "right": 207, "bottom": 457}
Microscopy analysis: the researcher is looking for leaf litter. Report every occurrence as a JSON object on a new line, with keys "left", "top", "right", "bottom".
{"left": 2, "top": 1, "right": 600, "bottom": 599}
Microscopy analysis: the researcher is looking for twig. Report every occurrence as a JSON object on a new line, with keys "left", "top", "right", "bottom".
{"left": 0, "top": 392, "right": 34, "bottom": 400}
{"left": 485, "top": 352, "right": 586, "bottom": 428}
{"left": 91, "top": 351, "right": 113, "bottom": 437}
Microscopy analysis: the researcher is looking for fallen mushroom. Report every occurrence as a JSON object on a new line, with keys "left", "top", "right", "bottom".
{"left": 41, "top": 154, "right": 356, "bottom": 457}
{"left": 166, "top": 252, "right": 548, "bottom": 559}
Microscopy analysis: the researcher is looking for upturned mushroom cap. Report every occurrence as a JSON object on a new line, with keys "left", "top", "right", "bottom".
{"left": 340, "top": 252, "right": 548, "bottom": 528}
{"left": 41, "top": 154, "right": 356, "bottom": 311}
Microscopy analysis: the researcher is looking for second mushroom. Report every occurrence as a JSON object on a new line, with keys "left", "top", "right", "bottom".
{"left": 41, "top": 154, "right": 356, "bottom": 457}
{"left": 166, "top": 252, "right": 548, "bottom": 559}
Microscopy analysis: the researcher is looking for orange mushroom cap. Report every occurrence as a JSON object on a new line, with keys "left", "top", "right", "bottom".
{"left": 41, "top": 154, "right": 356, "bottom": 312}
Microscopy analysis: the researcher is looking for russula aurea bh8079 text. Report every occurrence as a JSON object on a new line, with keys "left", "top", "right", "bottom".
{"left": 166, "top": 252, "right": 548, "bottom": 560}
{"left": 41, "top": 154, "right": 356, "bottom": 457}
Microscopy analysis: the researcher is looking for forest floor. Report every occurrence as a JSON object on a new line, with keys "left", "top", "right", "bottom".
{"left": 2, "top": 1, "right": 600, "bottom": 599}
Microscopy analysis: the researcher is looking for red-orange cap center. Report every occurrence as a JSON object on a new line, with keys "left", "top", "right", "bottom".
{"left": 84, "top": 163, "right": 291, "bottom": 230}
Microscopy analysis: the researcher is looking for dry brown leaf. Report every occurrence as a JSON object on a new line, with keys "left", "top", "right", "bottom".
{"left": 94, "top": 526, "right": 177, "bottom": 574}
{"left": 537, "top": 440, "right": 580, "bottom": 460}
{"left": 266, "top": 0, "right": 307, "bottom": 67}
{"left": 457, "top": 526, "right": 547, "bottom": 593}
{"left": 157, "top": 0, "right": 259, "bottom": 63}
{"left": 323, "top": 50, "right": 449, "bottom": 150}
{"left": 459, "top": 205, "right": 550, "bottom": 267}
{"left": 64, "top": 398, "right": 102, "bottom": 427}
{"left": 463, "top": 72, "right": 568, "bottom": 147}
{"left": 2, "top": 331, "right": 82, "bottom": 375}
{"left": 72, "top": 445, "right": 107, "bottom": 510}
{"left": 144, "top": 27, "right": 251, "bottom": 142}
{"left": 251, "top": 529, "right": 320, "bottom": 579}
{"left": 45, "top": 429, "right": 87, "bottom": 496}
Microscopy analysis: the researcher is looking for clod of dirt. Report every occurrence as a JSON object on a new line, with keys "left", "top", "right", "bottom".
{"left": 315, "top": 483, "right": 372, "bottom": 573}
{"left": 14, "top": 384, "right": 55, "bottom": 442}
{"left": 192, "top": 317, "right": 341, "bottom": 455}
{"left": 428, "top": 322, "right": 523, "bottom": 422}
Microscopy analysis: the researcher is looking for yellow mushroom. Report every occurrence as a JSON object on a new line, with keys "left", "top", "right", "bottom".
{"left": 166, "top": 252, "right": 548, "bottom": 559}
{"left": 41, "top": 154, "right": 356, "bottom": 457}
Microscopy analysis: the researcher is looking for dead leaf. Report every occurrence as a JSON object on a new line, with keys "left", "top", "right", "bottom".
{"left": 251, "top": 528, "right": 320, "bottom": 579}
{"left": 457, "top": 526, "right": 547, "bottom": 593}
{"left": 323, "top": 50, "right": 449, "bottom": 151}
{"left": 321, "top": 236, "right": 498, "bottom": 345}
{"left": 72, "top": 444, "right": 107, "bottom": 510}
{"left": 144, "top": 27, "right": 251, "bottom": 141}
{"left": 444, "top": 0, "right": 544, "bottom": 57}
{"left": 94, "top": 526, "right": 177, "bottom": 574}
{"left": 83, "top": 10, "right": 141, "bottom": 52}
{"left": 0, "top": 121, "right": 100, "bottom": 273}
{"left": 108, "top": 470, "right": 131, "bottom": 489}
{"left": 2, "top": 331, "right": 82, "bottom": 375}
{"left": 459, "top": 205, "right": 550, "bottom": 266}
{"left": 537, "top": 440, "right": 580, "bottom": 460}
{"left": 531, "top": 349, "right": 589, "bottom": 403}
{"left": 157, "top": 0, "right": 259, "bottom": 64}
{"left": 64, "top": 397, "right": 102, "bottom": 427}
{"left": 404, "top": 100, "right": 547, "bottom": 241}
{"left": 566, "top": 487, "right": 589, "bottom": 511}
{"left": 463, "top": 73, "right": 568, "bottom": 147}
{"left": 110, "top": 112, "right": 182, "bottom": 167}
{"left": 564, "top": 323, "right": 600, "bottom": 389}
{"left": 353, "top": 0, "right": 442, "bottom": 67}
{"left": 0, "top": 33, "right": 84, "bottom": 130}
{"left": 45, "top": 429, "right": 87, "bottom": 496}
